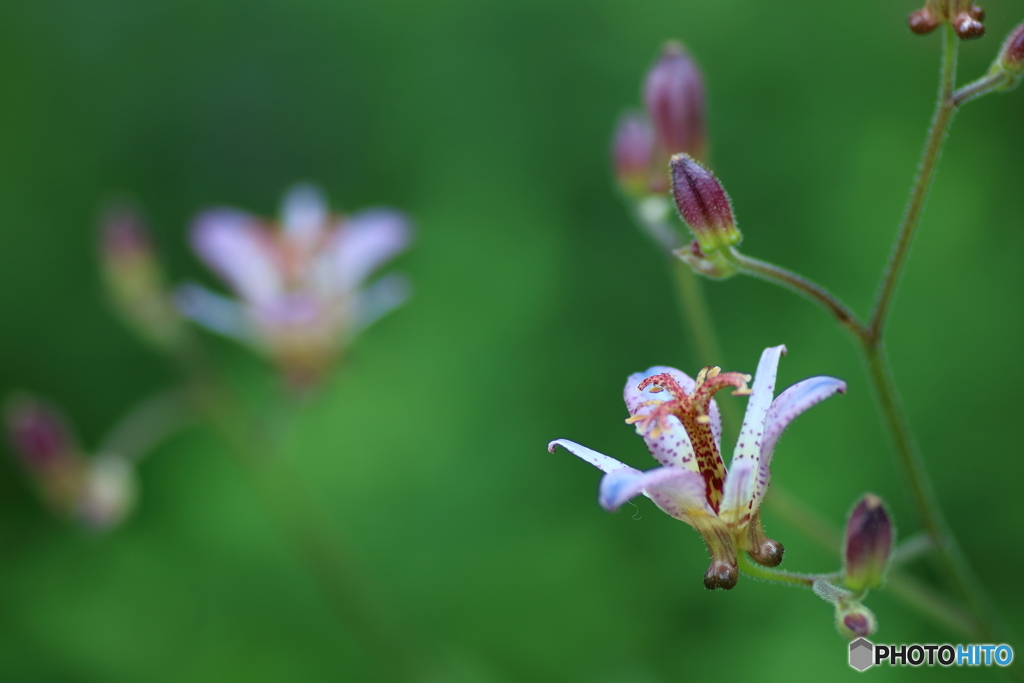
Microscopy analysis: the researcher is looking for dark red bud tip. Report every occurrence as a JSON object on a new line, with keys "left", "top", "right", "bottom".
{"left": 703, "top": 560, "right": 738, "bottom": 590}
{"left": 908, "top": 8, "right": 941, "bottom": 34}
{"left": 644, "top": 41, "right": 708, "bottom": 161}
{"left": 669, "top": 154, "right": 740, "bottom": 252}
{"left": 954, "top": 12, "right": 985, "bottom": 39}
{"left": 4, "top": 396, "right": 73, "bottom": 470}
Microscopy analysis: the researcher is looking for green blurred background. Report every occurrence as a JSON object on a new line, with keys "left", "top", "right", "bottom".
{"left": 1, "top": 0, "right": 1022, "bottom": 680}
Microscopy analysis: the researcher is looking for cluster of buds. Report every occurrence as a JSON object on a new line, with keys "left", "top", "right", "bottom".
{"left": 175, "top": 185, "right": 412, "bottom": 387}
{"left": 612, "top": 41, "right": 708, "bottom": 198}
{"left": 100, "top": 204, "right": 187, "bottom": 351}
{"left": 612, "top": 42, "right": 709, "bottom": 248}
{"left": 908, "top": 0, "right": 986, "bottom": 39}
{"left": 5, "top": 396, "right": 136, "bottom": 531}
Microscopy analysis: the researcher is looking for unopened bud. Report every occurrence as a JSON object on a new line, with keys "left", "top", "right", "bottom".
{"left": 4, "top": 396, "right": 85, "bottom": 515}
{"left": 836, "top": 602, "right": 878, "bottom": 640}
{"left": 100, "top": 204, "right": 186, "bottom": 350}
{"left": 644, "top": 42, "right": 708, "bottom": 164}
{"left": 995, "top": 22, "right": 1024, "bottom": 81}
{"left": 843, "top": 494, "right": 893, "bottom": 591}
{"left": 669, "top": 154, "right": 740, "bottom": 253}
{"left": 612, "top": 112, "right": 655, "bottom": 197}
{"left": 5, "top": 395, "right": 74, "bottom": 471}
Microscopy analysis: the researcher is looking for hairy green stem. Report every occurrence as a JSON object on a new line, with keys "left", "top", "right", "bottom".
{"left": 869, "top": 24, "right": 958, "bottom": 339}
{"left": 737, "top": 552, "right": 819, "bottom": 588}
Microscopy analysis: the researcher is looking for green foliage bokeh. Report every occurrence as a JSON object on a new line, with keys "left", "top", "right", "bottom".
{"left": 0, "top": 0, "right": 1022, "bottom": 681}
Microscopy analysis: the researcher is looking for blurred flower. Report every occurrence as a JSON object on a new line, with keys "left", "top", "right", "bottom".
{"left": 100, "top": 203, "right": 187, "bottom": 351}
{"left": 177, "top": 184, "right": 412, "bottom": 385}
{"left": 4, "top": 395, "right": 137, "bottom": 531}
{"left": 549, "top": 345, "right": 845, "bottom": 589}
{"left": 843, "top": 493, "right": 893, "bottom": 591}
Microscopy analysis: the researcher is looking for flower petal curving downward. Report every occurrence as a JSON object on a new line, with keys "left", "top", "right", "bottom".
{"left": 752, "top": 375, "right": 846, "bottom": 508}
{"left": 599, "top": 466, "right": 713, "bottom": 519}
{"left": 547, "top": 439, "right": 634, "bottom": 474}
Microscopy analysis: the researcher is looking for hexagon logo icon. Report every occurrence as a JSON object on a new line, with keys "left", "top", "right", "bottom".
{"left": 849, "top": 638, "right": 874, "bottom": 671}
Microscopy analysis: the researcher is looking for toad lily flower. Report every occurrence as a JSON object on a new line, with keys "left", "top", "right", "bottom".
{"left": 549, "top": 345, "right": 845, "bottom": 590}
{"left": 176, "top": 184, "right": 412, "bottom": 385}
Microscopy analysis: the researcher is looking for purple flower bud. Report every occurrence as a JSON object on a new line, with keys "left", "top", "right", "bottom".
{"left": 836, "top": 602, "right": 878, "bottom": 640}
{"left": 998, "top": 22, "right": 1024, "bottom": 74}
{"left": 843, "top": 494, "right": 893, "bottom": 591}
{"left": 669, "top": 154, "right": 740, "bottom": 253}
{"left": 644, "top": 42, "right": 708, "bottom": 163}
{"left": 612, "top": 112, "right": 655, "bottom": 197}
{"left": 100, "top": 204, "right": 185, "bottom": 350}
{"left": 4, "top": 396, "right": 74, "bottom": 471}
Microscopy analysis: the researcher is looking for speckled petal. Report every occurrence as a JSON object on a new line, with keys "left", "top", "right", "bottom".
{"left": 623, "top": 367, "right": 704, "bottom": 473}
{"left": 718, "top": 457, "right": 755, "bottom": 527}
{"left": 191, "top": 209, "right": 282, "bottom": 304}
{"left": 281, "top": 184, "right": 329, "bottom": 247}
{"left": 332, "top": 209, "right": 412, "bottom": 292}
{"left": 548, "top": 439, "right": 633, "bottom": 474}
{"left": 732, "top": 345, "right": 786, "bottom": 466}
{"left": 599, "top": 466, "right": 714, "bottom": 520}
{"left": 752, "top": 375, "right": 846, "bottom": 508}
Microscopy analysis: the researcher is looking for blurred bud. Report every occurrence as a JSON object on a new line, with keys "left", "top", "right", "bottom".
{"left": 844, "top": 493, "right": 893, "bottom": 591}
{"left": 4, "top": 395, "right": 85, "bottom": 515}
{"left": 612, "top": 112, "right": 655, "bottom": 197}
{"left": 908, "top": 1, "right": 985, "bottom": 39}
{"left": 907, "top": 8, "right": 941, "bottom": 34}
{"left": 669, "top": 154, "right": 740, "bottom": 253}
{"left": 77, "top": 455, "right": 137, "bottom": 531}
{"left": 100, "top": 204, "right": 186, "bottom": 350}
{"left": 5, "top": 395, "right": 74, "bottom": 470}
{"left": 953, "top": 7, "right": 985, "bottom": 39}
{"left": 836, "top": 602, "right": 878, "bottom": 640}
{"left": 644, "top": 42, "right": 708, "bottom": 166}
